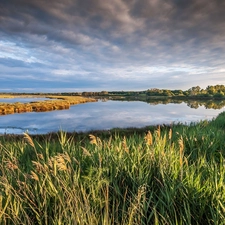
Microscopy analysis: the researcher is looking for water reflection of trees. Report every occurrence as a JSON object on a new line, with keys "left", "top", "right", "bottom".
{"left": 147, "top": 99, "right": 225, "bottom": 109}
{"left": 102, "top": 96, "right": 225, "bottom": 109}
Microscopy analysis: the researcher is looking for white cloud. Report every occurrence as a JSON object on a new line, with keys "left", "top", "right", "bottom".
{"left": 1, "top": 0, "right": 225, "bottom": 92}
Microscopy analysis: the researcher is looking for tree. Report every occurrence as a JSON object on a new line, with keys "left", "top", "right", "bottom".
{"left": 188, "top": 86, "right": 201, "bottom": 96}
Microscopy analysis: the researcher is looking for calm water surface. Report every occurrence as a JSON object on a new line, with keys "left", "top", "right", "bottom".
{"left": 0, "top": 100, "right": 224, "bottom": 134}
{"left": 0, "top": 97, "right": 51, "bottom": 103}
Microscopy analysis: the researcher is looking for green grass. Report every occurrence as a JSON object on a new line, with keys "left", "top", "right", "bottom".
{"left": 0, "top": 113, "right": 225, "bottom": 224}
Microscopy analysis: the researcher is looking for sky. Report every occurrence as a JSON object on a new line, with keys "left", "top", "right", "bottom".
{"left": 0, "top": 0, "right": 225, "bottom": 93}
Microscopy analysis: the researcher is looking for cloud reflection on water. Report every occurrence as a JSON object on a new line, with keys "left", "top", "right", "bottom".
{"left": 0, "top": 101, "right": 224, "bottom": 134}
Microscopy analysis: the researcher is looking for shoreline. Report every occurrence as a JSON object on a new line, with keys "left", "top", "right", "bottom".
{"left": 0, "top": 116, "right": 218, "bottom": 141}
{"left": 0, "top": 108, "right": 224, "bottom": 139}
{"left": 1, "top": 111, "right": 225, "bottom": 224}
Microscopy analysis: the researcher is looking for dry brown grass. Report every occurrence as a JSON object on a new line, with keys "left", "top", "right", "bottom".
{"left": 0, "top": 95, "right": 97, "bottom": 115}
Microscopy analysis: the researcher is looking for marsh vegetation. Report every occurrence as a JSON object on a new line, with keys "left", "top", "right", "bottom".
{"left": 1, "top": 84, "right": 225, "bottom": 115}
{"left": 0, "top": 112, "right": 225, "bottom": 224}
{"left": 0, "top": 86, "right": 225, "bottom": 224}
{"left": 0, "top": 95, "right": 96, "bottom": 115}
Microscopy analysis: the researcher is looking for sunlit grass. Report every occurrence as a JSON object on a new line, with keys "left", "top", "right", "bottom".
{"left": 0, "top": 112, "right": 225, "bottom": 224}
{"left": 0, "top": 95, "right": 97, "bottom": 115}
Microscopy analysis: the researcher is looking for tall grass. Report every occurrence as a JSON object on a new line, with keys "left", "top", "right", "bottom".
{"left": 0, "top": 96, "right": 97, "bottom": 115}
{"left": 0, "top": 113, "right": 225, "bottom": 224}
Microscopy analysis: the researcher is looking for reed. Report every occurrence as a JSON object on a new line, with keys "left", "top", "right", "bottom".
{"left": 0, "top": 113, "right": 225, "bottom": 224}
{"left": 0, "top": 95, "right": 97, "bottom": 115}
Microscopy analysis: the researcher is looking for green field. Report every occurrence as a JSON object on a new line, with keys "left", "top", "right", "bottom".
{"left": 0, "top": 112, "right": 225, "bottom": 224}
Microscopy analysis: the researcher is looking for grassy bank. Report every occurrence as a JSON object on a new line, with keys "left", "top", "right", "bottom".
{"left": 0, "top": 95, "right": 97, "bottom": 115}
{"left": 0, "top": 112, "right": 225, "bottom": 224}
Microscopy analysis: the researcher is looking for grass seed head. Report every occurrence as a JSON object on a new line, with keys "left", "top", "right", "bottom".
{"left": 157, "top": 125, "right": 161, "bottom": 138}
{"left": 50, "top": 154, "right": 68, "bottom": 171}
{"left": 122, "top": 136, "right": 129, "bottom": 153}
{"left": 32, "top": 161, "right": 44, "bottom": 173}
{"left": 37, "top": 153, "right": 44, "bottom": 160}
{"left": 178, "top": 136, "right": 184, "bottom": 169}
{"left": 178, "top": 136, "right": 184, "bottom": 154}
{"left": 145, "top": 131, "right": 153, "bottom": 146}
{"left": 55, "top": 154, "right": 68, "bottom": 171}
{"left": 89, "top": 134, "right": 97, "bottom": 145}
{"left": 23, "top": 132, "right": 35, "bottom": 148}
{"left": 97, "top": 137, "right": 102, "bottom": 147}
{"left": 6, "top": 160, "right": 18, "bottom": 170}
{"left": 30, "top": 171, "right": 39, "bottom": 181}
{"left": 169, "top": 128, "right": 172, "bottom": 140}
{"left": 73, "top": 157, "right": 80, "bottom": 165}
{"left": 107, "top": 135, "right": 112, "bottom": 148}
{"left": 63, "top": 152, "right": 71, "bottom": 163}
{"left": 81, "top": 147, "right": 91, "bottom": 157}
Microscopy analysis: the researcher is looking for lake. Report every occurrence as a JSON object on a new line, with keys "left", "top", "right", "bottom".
{"left": 0, "top": 100, "right": 224, "bottom": 134}
{"left": 0, "top": 97, "right": 50, "bottom": 103}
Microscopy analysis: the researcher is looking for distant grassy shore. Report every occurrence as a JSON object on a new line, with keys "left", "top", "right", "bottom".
{"left": 0, "top": 94, "right": 97, "bottom": 115}
{"left": 0, "top": 112, "right": 225, "bottom": 224}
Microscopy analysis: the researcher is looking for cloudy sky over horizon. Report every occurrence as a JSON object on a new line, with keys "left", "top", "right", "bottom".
{"left": 1, "top": 0, "right": 225, "bottom": 92}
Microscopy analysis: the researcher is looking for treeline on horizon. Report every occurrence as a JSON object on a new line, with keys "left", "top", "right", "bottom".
{"left": 1, "top": 85, "right": 225, "bottom": 98}
{"left": 80, "top": 85, "right": 225, "bottom": 99}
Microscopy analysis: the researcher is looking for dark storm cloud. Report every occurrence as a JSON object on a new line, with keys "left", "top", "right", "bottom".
{"left": 0, "top": 0, "right": 225, "bottom": 91}
{"left": 1, "top": 0, "right": 224, "bottom": 49}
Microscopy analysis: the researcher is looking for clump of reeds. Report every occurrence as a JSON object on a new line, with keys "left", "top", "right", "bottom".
{"left": 0, "top": 118, "right": 225, "bottom": 224}
{"left": 0, "top": 95, "right": 97, "bottom": 115}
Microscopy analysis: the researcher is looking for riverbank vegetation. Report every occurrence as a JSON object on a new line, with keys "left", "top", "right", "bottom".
{"left": 0, "top": 112, "right": 225, "bottom": 224}
{"left": 2, "top": 85, "right": 225, "bottom": 99}
{"left": 1, "top": 84, "right": 225, "bottom": 115}
{"left": 79, "top": 84, "right": 225, "bottom": 99}
{"left": 0, "top": 95, "right": 96, "bottom": 115}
